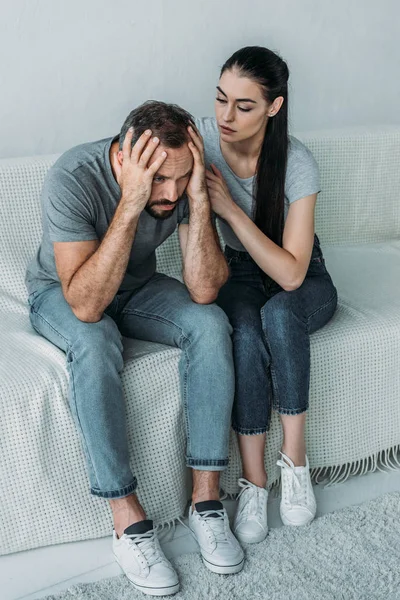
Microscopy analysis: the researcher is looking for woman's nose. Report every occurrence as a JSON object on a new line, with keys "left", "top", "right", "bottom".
{"left": 223, "top": 104, "right": 235, "bottom": 122}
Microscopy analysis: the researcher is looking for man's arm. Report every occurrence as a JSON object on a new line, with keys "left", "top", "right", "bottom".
{"left": 178, "top": 126, "right": 229, "bottom": 304}
{"left": 54, "top": 128, "right": 167, "bottom": 322}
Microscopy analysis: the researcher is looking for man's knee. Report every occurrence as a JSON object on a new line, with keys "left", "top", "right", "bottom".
{"left": 183, "top": 302, "right": 233, "bottom": 342}
{"left": 70, "top": 315, "right": 124, "bottom": 369}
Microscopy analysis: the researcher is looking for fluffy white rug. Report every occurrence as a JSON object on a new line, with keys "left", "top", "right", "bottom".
{"left": 44, "top": 492, "right": 400, "bottom": 600}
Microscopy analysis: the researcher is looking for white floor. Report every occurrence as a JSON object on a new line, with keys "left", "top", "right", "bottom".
{"left": 2, "top": 467, "right": 400, "bottom": 600}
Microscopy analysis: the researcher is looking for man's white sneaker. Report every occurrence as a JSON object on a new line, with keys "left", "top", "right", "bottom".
{"left": 276, "top": 451, "right": 317, "bottom": 527}
{"left": 188, "top": 500, "right": 244, "bottom": 574}
{"left": 233, "top": 478, "right": 269, "bottom": 544}
{"left": 112, "top": 519, "right": 179, "bottom": 596}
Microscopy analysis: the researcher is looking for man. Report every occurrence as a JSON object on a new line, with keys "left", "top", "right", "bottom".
{"left": 25, "top": 101, "right": 244, "bottom": 596}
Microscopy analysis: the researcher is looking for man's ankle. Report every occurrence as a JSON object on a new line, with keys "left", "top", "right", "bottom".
{"left": 191, "top": 491, "right": 220, "bottom": 511}
{"left": 110, "top": 494, "right": 147, "bottom": 538}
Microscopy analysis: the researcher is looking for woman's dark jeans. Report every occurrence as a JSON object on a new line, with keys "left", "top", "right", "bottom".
{"left": 216, "top": 234, "right": 338, "bottom": 435}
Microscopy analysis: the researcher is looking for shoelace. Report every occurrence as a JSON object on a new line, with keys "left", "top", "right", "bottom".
{"left": 178, "top": 508, "right": 230, "bottom": 545}
{"left": 236, "top": 478, "right": 266, "bottom": 521}
{"left": 198, "top": 508, "right": 231, "bottom": 545}
{"left": 276, "top": 457, "right": 308, "bottom": 505}
{"left": 125, "top": 528, "right": 164, "bottom": 567}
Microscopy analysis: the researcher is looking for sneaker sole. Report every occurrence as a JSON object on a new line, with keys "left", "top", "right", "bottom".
{"left": 201, "top": 555, "right": 245, "bottom": 575}
{"left": 113, "top": 553, "right": 180, "bottom": 596}
{"left": 280, "top": 512, "right": 315, "bottom": 527}
{"left": 234, "top": 528, "right": 269, "bottom": 544}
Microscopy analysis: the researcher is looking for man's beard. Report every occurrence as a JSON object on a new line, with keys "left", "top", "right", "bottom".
{"left": 145, "top": 200, "right": 179, "bottom": 220}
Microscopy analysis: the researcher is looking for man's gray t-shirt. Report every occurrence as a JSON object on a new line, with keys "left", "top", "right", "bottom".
{"left": 195, "top": 117, "right": 321, "bottom": 252}
{"left": 25, "top": 136, "right": 189, "bottom": 295}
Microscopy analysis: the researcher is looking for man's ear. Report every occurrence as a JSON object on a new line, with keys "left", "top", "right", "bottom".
{"left": 117, "top": 150, "right": 124, "bottom": 165}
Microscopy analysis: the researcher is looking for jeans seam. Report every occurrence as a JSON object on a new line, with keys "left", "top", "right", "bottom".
{"left": 90, "top": 478, "right": 137, "bottom": 498}
{"left": 121, "top": 307, "right": 193, "bottom": 456}
{"left": 30, "top": 310, "right": 77, "bottom": 361}
{"left": 31, "top": 309, "right": 100, "bottom": 488}
{"left": 68, "top": 352, "right": 102, "bottom": 490}
{"left": 233, "top": 426, "right": 267, "bottom": 435}
{"left": 307, "top": 290, "right": 338, "bottom": 322}
{"left": 179, "top": 331, "right": 191, "bottom": 456}
{"left": 186, "top": 458, "right": 229, "bottom": 466}
{"left": 273, "top": 406, "right": 308, "bottom": 416}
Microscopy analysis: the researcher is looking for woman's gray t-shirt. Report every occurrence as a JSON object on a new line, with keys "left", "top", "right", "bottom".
{"left": 195, "top": 117, "right": 321, "bottom": 252}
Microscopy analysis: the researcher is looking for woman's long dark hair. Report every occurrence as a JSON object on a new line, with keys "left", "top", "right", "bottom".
{"left": 220, "top": 46, "right": 289, "bottom": 247}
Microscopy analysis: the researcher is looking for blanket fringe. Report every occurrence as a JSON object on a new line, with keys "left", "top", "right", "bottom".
{"left": 311, "top": 443, "right": 400, "bottom": 487}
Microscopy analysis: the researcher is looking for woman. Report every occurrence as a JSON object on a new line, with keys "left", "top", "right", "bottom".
{"left": 194, "top": 46, "right": 338, "bottom": 544}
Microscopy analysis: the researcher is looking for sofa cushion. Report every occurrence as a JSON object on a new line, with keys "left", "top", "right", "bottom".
{"left": 0, "top": 309, "right": 187, "bottom": 555}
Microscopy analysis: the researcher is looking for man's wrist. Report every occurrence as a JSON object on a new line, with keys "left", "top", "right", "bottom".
{"left": 187, "top": 191, "right": 211, "bottom": 210}
{"left": 118, "top": 195, "right": 143, "bottom": 221}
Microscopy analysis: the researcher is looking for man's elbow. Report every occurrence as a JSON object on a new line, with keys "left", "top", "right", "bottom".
{"left": 71, "top": 305, "right": 103, "bottom": 323}
{"left": 189, "top": 291, "right": 218, "bottom": 305}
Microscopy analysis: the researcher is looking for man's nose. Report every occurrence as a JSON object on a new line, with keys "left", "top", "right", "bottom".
{"left": 163, "top": 182, "right": 179, "bottom": 202}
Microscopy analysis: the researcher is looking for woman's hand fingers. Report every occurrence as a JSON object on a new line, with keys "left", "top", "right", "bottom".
{"left": 205, "top": 169, "right": 220, "bottom": 181}
{"left": 210, "top": 163, "right": 223, "bottom": 178}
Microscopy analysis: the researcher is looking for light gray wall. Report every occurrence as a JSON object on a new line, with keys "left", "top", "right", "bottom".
{"left": 0, "top": 0, "right": 398, "bottom": 158}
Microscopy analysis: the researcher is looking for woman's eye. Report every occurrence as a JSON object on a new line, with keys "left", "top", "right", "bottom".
{"left": 238, "top": 107, "right": 251, "bottom": 113}
{"left": 216, "top": 97, "right": 227, "bottom": 103}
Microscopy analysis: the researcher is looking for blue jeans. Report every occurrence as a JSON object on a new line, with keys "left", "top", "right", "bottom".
{"left": 28, "top": 273, "right": 235, "bottom": 498}
{"left": 216, "top": 235, "right": 338, "bottom": 435}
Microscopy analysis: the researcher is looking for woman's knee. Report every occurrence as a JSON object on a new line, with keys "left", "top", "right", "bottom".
{"left": 261, "top": 291, "right": 306, "bottom": 334}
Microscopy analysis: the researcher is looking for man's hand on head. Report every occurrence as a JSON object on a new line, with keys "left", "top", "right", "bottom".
{"left": 113, "top": 128, "right": 168, "bottom": 217}
{"left": 185, "top": 125, "right": 210, "bottom": 207}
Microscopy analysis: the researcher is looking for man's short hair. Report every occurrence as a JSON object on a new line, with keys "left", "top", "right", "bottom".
{"left": 119, "top": 100, "right": 195, "bottom": 151}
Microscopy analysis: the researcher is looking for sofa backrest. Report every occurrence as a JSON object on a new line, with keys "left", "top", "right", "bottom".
{"left": 299, "top": 126, "right": 400, "bottom": 245}
{"left": 1, "top": 127, "right": 399, "bottom": 309}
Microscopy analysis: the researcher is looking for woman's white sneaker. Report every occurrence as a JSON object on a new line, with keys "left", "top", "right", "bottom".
{"left": 188, "top": 500, "right": 245, "bottom": 574}
{"left": 233, "top": 478, "right": 269, "bottom": 544}
{"left": 277, "top": 451, "right": 317, "bottom": 527}
{"left": 112, "top": 519, "right": 179, "bottom": 596}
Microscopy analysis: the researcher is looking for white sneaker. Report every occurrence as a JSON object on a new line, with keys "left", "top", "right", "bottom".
{"left": 233, "top": 478, "right": 269, "bottom": 544}
{"left": 112, "top": 519, "right": 179, "bottom": 596}
{"left": 188, "top": 500, "right": 244, "bottom": 574}
{"left": 276, "top": 451, "right": 317, "bottom": 527}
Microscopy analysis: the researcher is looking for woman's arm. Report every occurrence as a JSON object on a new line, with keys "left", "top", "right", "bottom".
{"left": 206, "top": 165, "right": 317, "bottom": 291}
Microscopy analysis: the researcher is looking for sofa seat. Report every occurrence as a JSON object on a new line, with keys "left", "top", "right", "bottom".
{"left": 0, "top": 310, "right": 186, "bottom": 554}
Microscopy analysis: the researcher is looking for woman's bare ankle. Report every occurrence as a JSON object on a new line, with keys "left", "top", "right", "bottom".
{"left": 242, "top": 472, "right": 268, "bottom": 488}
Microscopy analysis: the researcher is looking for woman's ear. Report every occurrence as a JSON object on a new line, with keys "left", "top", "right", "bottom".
{"left": 268, "top": 96, "right": 285, "bottom": 117}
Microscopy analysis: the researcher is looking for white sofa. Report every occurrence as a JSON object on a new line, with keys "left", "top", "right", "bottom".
{"left": 1, "top": 127, "right": 399, "bottom": 556}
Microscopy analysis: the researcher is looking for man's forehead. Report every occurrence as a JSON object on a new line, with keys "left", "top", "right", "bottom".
{"left": 149, "top": 145, "right": 193, "bottom": 170}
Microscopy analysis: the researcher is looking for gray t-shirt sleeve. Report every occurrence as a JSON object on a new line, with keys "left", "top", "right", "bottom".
{"left": 285, "top": 139, "right": 321, "bottom": 204}
{"left": 44, "top": 168, "right": 98, "bottom": 242}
